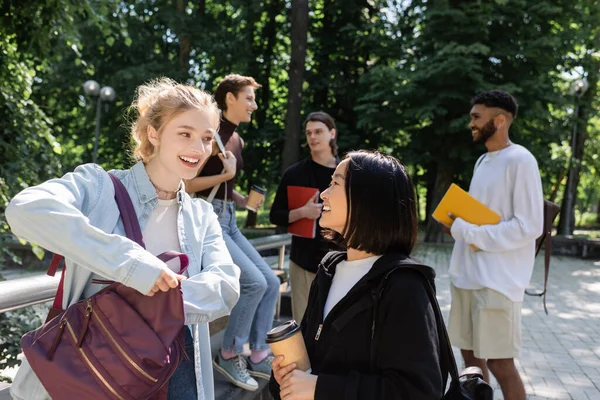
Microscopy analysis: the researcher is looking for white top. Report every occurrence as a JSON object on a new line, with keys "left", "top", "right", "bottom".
{"left": 449, "top": 144, "right": 544, "bottom": 302}
{"left": 324, "top": 255, "right": 382, "bottom": 319}
{"left": 143, "top": 198, "right": 186, "bottom": 275}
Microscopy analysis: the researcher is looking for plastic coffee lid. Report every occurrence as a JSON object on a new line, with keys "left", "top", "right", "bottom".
{"left": 251, "top": 184, "right": 266, "bottom": 194}
{"left": 266, "top": 320, "right": 301, "bottom": 343}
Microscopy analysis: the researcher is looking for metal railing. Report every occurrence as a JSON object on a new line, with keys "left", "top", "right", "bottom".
{"left": 0, "top": 233, "right": 292, "bottom": 315}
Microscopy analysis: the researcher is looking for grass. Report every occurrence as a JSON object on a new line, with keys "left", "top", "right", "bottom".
{"left": 574, "top": 211, "right": 600, "bottom": 230}
{"left": 235, "top": 209, "right": 274, "bottom": 228}
{"left": 572, "top": 230, "right": 600, "bottom": 240}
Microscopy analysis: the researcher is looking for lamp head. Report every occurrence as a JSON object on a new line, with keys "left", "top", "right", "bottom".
{"left": 100, "top": 86, "right": 116, "bottom": 102}
{"left": 83, "top": 80, "right": 100, "bottom": 97}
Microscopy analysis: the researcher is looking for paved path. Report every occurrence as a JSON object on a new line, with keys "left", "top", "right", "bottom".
{"left": 415, "top": 244, "right": 600, "bottom": 400}
{"left": 2, "top": 244, "right": 600, "bottom": 400}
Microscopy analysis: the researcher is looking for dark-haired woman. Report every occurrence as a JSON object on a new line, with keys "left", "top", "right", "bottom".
{"left": 269, "top": 150, "right": 447, "bottom": 400}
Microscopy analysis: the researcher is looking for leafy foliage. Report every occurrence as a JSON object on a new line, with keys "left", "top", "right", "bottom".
{"left": 2, "top": 0, "right": 600, "bottom": 240}
{"left": 0, "top": 307, "right": 44, "bottom": 372}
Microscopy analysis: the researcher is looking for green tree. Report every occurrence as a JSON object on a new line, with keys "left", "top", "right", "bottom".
{"left": 281, "top": 0, "right": 309, "bottom": 172}
{"left": 557, "top": 0, "right": 600, "bottom": 234}
{"left": 391, "top": 0, "right": 581, "bottom": 242}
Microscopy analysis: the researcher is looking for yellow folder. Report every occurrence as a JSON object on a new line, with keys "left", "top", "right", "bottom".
{"left": 432, "top": 183, "right": 501, "bottom": 227}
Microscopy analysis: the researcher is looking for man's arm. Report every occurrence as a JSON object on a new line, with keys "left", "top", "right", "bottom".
{"left": 269, "top": 169, "right": 292, "bottom": 226}
{"left": 185, "top": 173, "right": 231, "bottom": 194}
{"left": 451, "top": 155, "right": 544, "bottom": 252}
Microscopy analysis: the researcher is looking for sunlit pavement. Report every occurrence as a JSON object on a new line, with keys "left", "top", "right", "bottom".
{"left": 415, "top": 243, "right": 600, "bottom": 400}
{"left": 2, "top": 243, "right": 599, "bottom": 400}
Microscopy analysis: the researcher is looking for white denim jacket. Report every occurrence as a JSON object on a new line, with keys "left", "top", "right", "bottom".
{"left": 6, "top": 162, "right": 241, "bottom": 400}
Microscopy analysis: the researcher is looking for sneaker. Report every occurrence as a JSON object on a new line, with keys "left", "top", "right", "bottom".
{"left": 213, "top": 353, "right": 259, "bottom": 391}
{"left": 247, "top": 355, "right": 274, "bottom": 380}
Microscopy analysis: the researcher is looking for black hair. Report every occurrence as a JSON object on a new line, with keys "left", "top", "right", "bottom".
{"left": 471, "top": 90, "right": 518, "bottom": 118}
{"left": 323, "top": 150, "right": 418, "bottom": 255}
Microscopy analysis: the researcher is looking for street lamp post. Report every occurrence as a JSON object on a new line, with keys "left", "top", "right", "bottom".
{"left": 560, "top": 78, "right": 589, "bottom": 235}
{"left": 83, "top": 80, "right": 116, "bottom": 164}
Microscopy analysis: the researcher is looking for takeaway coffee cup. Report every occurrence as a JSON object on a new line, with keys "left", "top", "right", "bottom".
{"left": 266, "top": 320, "right": 311, "bottom": 373}
{"left": 246, "top": 185, "right": 266, "bottom": 212}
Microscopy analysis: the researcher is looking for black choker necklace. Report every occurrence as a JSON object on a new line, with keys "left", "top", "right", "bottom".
{"left": 148, "top": 178, "right": 179, "bottom": 200}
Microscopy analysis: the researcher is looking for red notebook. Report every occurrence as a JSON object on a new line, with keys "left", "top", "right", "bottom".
{"left": 287, "top": 186, "right": 319, "bottom": 239}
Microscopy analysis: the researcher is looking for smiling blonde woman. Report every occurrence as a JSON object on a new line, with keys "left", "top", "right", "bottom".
{"left": 7, "top": 77, "right": 241, "bottom": 400}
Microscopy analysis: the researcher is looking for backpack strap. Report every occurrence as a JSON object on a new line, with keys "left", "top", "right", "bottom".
{"left": 47, "top": 255, "right": 66, "bottom": 314}
{"left": 318, "top": 251, "right": 347, "bottom": 275}
{"left": 526, "top": 200, "right": 560, "bottom": 315}
{"left": 46, "top": 173, "right": 144, "bottom": 318}
{"left": 109, "top": 174, "right": 145, "bottom": 247}
{"left": 474, "top": 154, "right": 486, "bottom": 171}
{"left": 368, "top": 260, "right": 457, "bottom": 392}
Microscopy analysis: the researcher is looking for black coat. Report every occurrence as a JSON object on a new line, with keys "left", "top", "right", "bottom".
{"left": 269, "top": 252, "right": 448, "bottom": 400}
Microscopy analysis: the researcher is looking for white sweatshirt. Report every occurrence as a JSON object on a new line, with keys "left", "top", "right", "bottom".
{"left": 449, "top": 144, "right": 544, "bottom": 302}
{"left": 324, "top": 255, "right": 382, "bottom": 319}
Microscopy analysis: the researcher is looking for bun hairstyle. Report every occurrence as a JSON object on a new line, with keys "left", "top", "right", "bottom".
{"left": 130, "top": 77, "right": 219, "bottom": 162}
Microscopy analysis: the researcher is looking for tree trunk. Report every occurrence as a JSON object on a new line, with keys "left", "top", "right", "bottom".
{"left": 413, "top": 174, "right": 421, "bottom": 222}
{"left": 176, "top": 0, "right": 191, "bottom": 73}
{"left": 280, "top": 0, "right": 309, "bottom": 173}
{"left": 244, "top": 1, "right": 264, "bottom": 229}
{"left": 424, "top": 165, "right": 436, "bottom": 219}
{"left": 254, "top": 0, "right": 280, "bottom": 128}
{"left": 596, "top": 198, "right": 600, "bottom": 225}
{"left": 558, "top": 64, "right": 599, "bottom": 234}
{"left": 424, "top": 161, "right": 455, "bottom": 243}
{"left": 549, "top": 166, "right": 566, "bottom": 203}
{"left": 246, "top": 210, "right": 258, "bottom": 228}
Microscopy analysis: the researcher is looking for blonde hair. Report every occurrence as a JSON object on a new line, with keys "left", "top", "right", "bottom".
{"left": 130, "top": 77, "right": 219, "bottom": 162}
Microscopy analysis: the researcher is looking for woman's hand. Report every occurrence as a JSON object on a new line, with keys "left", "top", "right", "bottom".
{"left": 147, "top": 267, "right": 186, "bottom": 296}
{"left": 272, "top": 355, "right": 296, "bottom": 385}
{"left": 219, "top": 151, "right": 237, "bottom": 180}
{"left": 279, "top": 369, "right": 317, "bottom": 400}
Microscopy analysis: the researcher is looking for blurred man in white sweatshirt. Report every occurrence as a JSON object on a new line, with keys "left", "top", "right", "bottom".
{"left": 444, "top": 90, "right": 543, "bottom": 400}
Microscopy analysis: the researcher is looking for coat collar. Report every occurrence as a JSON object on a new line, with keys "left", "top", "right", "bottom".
{"left": 319, "top": 251, "right": 436, "bottom": 286}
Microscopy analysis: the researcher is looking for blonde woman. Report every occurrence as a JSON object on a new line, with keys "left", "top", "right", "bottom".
{"left": 7, "top": 78, "right": 240, "bottom": 400}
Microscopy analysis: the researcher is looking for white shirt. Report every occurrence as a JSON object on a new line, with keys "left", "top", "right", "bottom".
{"left": 324, "top": 255, "right": 382, "bottom": 319}
{"left": 449, "top": 144, "right": 544, "bottom": 302}
{"left": 143, "top": 198, "right": 186, "bottom": 274}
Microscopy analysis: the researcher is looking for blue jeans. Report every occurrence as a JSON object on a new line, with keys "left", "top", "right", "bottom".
{"left": 212, "top": 199, "right": 280, "bottom": 353}
{"left": 167, "top": 326, "right": 197, "bottom": 399}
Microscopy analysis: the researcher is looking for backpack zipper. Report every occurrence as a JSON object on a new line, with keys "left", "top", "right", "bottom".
{"left": 93, "top": 308, "right": 158, "bottom": 382}
{"left": 315, "top": 324, "right": 323, "bottom": 341}
{"left": 65, "top": 321, "right": 125, "bottom": 400}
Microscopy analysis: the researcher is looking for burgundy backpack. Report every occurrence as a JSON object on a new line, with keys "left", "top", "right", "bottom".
{"left": 21, "top": 174, "right": 189, "bottom": 400}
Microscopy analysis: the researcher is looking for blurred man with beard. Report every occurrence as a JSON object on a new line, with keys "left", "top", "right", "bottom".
{"left": 442, "top": 90, "right": 543, "bottom": 400}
